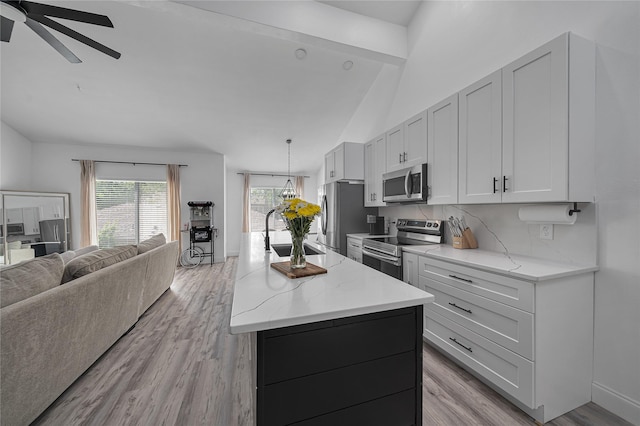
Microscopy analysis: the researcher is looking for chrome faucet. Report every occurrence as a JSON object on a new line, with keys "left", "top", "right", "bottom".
{"left": 264, "top": 208, "right": 276, "bottom": 251}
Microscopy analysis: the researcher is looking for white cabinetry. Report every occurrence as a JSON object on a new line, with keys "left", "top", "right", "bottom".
{"left": 419, "top": 255, "right": 594, "bottom": 423}
{"left": 364, "top": 134, "right": 386, "bottom": 207}
{"left": 402, "top": 252, "right": 418, "bottom": 286}
{"left": 6, "top": 208, "right": 23, "bottom": 224}
{"left": 22, "top": 207, "right": 40, "bottom": 235}
{"left": 39, "top": 204, "right": 63, "bottom": 220}
{"left": 386, "top": 111, "right": 427, "bottom": 173}
{"left": 324, "top": 142, "right": 364, "bottom": 184}
{"left": 346, "top": 236, "right": 363, "bottom": 263}
{"left": 501, "top": 32, "right": 595, "bottom": 202}
{"left": 427, "top": 94, "right": 459, "bottom": 205}
{"left": 459, "top": 70, "right": 503, "bottom": 204}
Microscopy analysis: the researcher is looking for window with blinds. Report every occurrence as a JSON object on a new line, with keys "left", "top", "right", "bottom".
{"left": 250, "top": 187, "right": 287, "bottom": 232}
{"left": 96, "top": 180, "right": 167, "bottom": 248}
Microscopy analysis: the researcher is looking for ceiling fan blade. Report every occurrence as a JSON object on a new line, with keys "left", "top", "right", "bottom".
{"left": 21, "top": 1, "right": 113, "bottom": 27}
{"left": 30, "top": 14, "right": 120, "bottom": 60}
{"left": 1, "top": 15, "right": 14, "bottom": 41}
{"left": 24, "top": 17, "right": 81, "bottom": 63}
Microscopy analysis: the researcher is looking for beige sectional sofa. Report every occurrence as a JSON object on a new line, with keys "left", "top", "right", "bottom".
{"left": 0, "top": 235, "right": 179, "bottom": 426}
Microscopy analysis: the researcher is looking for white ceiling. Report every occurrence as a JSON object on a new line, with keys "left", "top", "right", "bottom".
{"left": 1, "top": 1, "right": 421, "bottom": 174}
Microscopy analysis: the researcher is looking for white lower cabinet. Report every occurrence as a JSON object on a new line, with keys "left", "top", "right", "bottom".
{"left": 418, "top": 255, "right": 594, "bottom": 423}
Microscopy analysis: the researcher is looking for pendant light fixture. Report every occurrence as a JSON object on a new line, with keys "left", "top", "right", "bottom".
{"left": 279, "top": 139, "right": 297, "bottom": 200}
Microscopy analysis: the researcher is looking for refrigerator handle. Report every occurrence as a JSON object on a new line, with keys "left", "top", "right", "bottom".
{"left": 321, "top": 195, "right": 328, "bottom": 235}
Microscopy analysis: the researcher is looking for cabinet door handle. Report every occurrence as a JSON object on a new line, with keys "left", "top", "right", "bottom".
{"left": 503, "top": 176, "right": 508, "bottom": 192}
{"left": 449, "top": 337, "right": 473, "bottom": 353}
{"left": 493, "top": 177, "right": 499, "bottom": 193}
{"left": 403, "top": 152, "right": 407, "bottom": 162}
{"left": 448, "top": 274, "right": 473, "bottom": 283}
{"left": 448, "top": 302, "right": 472, "bottom": 314}
{"left": 399, "top": 153, "right": 403, "bottom": 163}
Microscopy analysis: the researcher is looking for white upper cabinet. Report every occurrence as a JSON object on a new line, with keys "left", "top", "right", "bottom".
{"left": 501, "top": 32, "right": 595, "bottom": 203}
{"left": 22, "top": 207, "right": 40, "bottom": 235}
{"left": 459, "top": 70, "right": 503, "bottom": 204}
{"left": 6, "top": 208, "right": 23, "bottom": 224}
{"left": 404, "top": 111, "right": 428, "bottom": 169}
{"left": 364, "top": 134, "right": 386, "bottom": 207}
{"left": 427, "top": 94, "right": 459, "bottom": 205}
{"left": 386, "top": 111, "right": 427, "bottom": 173}
{"left": 324, "top": 142, "right": 365, "bottom": 184}
{"left": 385, "top": 124, "right": 404, "bottom": 172}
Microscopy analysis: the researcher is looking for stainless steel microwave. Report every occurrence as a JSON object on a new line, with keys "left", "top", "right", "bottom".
{"left": 382, "top": 163, "right": 428, "bottom": 203}
{"left": 6, "top": 223, "right": 25, "bottom": 236}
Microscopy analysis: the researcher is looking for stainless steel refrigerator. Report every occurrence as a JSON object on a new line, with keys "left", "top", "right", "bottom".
{"left": 37, "top": 219, "right": 67, "bottom": 254}
{"left": 317, "top": 182, "right": 376, "bottom": 255}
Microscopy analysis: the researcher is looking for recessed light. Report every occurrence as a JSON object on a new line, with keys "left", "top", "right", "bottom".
{"left": 343, "top": 60, "right": 354, "bottom": 71}
{"left": 295, "top": 48, "right": 307, "bottom": 60}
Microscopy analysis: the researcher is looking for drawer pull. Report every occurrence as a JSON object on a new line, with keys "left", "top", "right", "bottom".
{"left": 449, "top": 337, "right": 473, "bottom": 353}
{"left": 449, "top": 274, "right": 473, "bottom": 283}
{"left": 448, "top": 302, "right": 472, "bottom": 314}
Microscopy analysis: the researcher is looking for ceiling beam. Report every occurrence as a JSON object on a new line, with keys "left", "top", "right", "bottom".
{"left": 172, "top": 0, "right": 408, "bottom": 65}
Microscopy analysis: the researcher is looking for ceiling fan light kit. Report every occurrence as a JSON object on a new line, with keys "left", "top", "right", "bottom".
{"left": 0, "top": 0, "right": 121, "bottom": 63}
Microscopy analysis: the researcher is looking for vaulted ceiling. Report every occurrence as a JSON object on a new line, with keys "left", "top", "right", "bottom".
{"left": 1, "top": 1, "right": 422, "bottom": 174}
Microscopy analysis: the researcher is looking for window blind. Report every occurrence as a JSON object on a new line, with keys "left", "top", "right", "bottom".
{"left": 96, "top": 180, "right": 167, "bottom": 248}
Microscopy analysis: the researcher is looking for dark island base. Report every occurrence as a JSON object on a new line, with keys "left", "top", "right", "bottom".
{"left": 256, "top": 305, "right": 423, "bottom": 426}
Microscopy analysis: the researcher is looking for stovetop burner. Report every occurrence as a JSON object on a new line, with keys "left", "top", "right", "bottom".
{"left": 362, "top": 219, "right": 444, "bottom": 257}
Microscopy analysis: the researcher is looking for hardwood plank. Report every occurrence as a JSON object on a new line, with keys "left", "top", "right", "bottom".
{"left": 33, "top": 258, "right": 631, "bottom": 426}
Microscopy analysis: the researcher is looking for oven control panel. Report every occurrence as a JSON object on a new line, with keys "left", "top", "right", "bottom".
{"left": 396, "top": 219, "right": 442, "bottom": 235}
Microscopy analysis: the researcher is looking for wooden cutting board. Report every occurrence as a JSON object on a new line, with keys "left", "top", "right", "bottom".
{"left": 270, "top": 261, "right": 327, "bottom": 279}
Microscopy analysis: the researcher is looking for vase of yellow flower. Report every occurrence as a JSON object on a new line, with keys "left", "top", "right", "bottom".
{"left": 275, "top": 197, "right": 322, "bottom": 269}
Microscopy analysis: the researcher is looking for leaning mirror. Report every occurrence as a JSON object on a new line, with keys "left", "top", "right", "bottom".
{"left": 0, "top": 191, "right": 70, "bottom": 266}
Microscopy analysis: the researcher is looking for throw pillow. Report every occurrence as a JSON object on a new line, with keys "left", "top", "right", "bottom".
{"left": 0, "top": 253, "right": 64, "bottom": 308}
{"left": 74, "top": 245, "right": 99, "bottom": 257}
{"left": 137, "top": 233, "right": 166, "bottom": 254}
{"left": 62, "top": 245, "right": 137, "bottom": 283}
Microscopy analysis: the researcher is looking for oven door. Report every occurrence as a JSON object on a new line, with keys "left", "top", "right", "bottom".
{"left": 362, "top": 248, "right": 402, "bottom": 280}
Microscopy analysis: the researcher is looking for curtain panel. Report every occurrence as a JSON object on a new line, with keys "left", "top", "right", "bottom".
{"left": 79, "top": 160, "right": 97, "bottom": 247}
{"left": 295, "top": 176, "right": 305, "bottom": 200}
{"left": 242, "top": 173, "right": 251, "bottom": 232}
{"left": 167, "top": 164, "right": 182, "bottom": 248}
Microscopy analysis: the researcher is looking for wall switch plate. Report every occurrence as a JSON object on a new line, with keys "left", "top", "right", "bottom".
{"left": 540, "top": 224, "right": 554, "bottom": 240}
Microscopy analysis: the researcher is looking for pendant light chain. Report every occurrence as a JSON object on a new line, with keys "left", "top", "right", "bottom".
{"left": 279, "top": 139, "right": 296, "bottom": 200}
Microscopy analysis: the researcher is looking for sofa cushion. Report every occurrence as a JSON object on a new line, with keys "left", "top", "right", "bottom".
{"left": 137, "top": 233, "right": 166, "bottom": 254}
{"left": 62, "top": 245, "right": 137, "bottom": 283}
{"left": 59, "top": 250, "right": 76, "bottom": 264}
{"left": 0, "top": 253, "right": 64, "bottom": 308}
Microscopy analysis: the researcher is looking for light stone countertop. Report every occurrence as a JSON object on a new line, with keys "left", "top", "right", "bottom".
{"left": 402, "top": 244, "right": 598, "bottom": 281}
{"left": 345, "top": 233, "right": 383, "bottom": 240}
{"left": 229, "top": 232, "right": 434, "bottom": 334}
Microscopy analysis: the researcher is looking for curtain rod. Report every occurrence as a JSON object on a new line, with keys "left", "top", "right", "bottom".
{"left": 236, "top": 172, "right": 310, "bottom": 178}
{"left": 72, "top": 159, "right": 188, "bottom": 167}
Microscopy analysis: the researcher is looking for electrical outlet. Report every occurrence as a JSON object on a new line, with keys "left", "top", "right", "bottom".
{"left": 540, "top": 224, "right": 554, "bottom": 240}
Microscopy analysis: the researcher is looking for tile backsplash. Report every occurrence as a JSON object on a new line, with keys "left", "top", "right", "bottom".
{"left": 379, "top": 202, "right": 597, "bottom": 266}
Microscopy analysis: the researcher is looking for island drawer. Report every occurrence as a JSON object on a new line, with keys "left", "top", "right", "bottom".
{"left": 423, "top": 277, "right": 534, "bottom": 360}
{"left": 259, "top": 307, "right": 419, "bottom": 385}
{"left": 418, "top": 256, "right": 534, "bottom": 312}
{"left": 424, "top": 310, "right": 534, "bottom": 408}
{"left": 261, "top": 351, "right": 416, "bottom": 425}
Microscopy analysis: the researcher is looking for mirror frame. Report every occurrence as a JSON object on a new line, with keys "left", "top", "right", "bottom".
{"left": 1, "top": 190, "right": 71, "bottom": 265}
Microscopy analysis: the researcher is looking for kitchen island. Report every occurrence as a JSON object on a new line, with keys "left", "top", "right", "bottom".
{"left": 230, "top": 232, "right": 434, "bottom": 426}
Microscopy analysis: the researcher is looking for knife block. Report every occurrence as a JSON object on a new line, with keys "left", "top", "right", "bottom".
{"left": 452, "top": 228, "right": 478, "bottom": 249}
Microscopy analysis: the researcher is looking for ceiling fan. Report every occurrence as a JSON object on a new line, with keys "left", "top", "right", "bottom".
{"left": 0, "top": 0, "right": 120, "bottom": 63}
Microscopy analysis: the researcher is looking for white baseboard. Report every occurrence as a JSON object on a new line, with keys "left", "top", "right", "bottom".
{"left": 226, "top": 251, "right": 239, "bottom": 257}
{"left": 592, "top": 382, "right": 640, "bottom": 425}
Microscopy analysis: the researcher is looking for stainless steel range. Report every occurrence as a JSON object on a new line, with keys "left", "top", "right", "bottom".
{"left": 362, "top": 219, "right": 444, "bottom": 280}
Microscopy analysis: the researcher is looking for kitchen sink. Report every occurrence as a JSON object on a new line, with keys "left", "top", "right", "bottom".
{"left": 271, "top": 243, "right": 324, "bottom": 257}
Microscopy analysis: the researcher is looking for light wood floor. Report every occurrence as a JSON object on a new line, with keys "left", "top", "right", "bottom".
{"left": 34, "top": 258, "right": 632, "bottom": 426}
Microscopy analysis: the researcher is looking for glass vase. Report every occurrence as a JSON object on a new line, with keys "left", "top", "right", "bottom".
{"left": 290, "top": 234, "right": 307, "bottom": 269}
